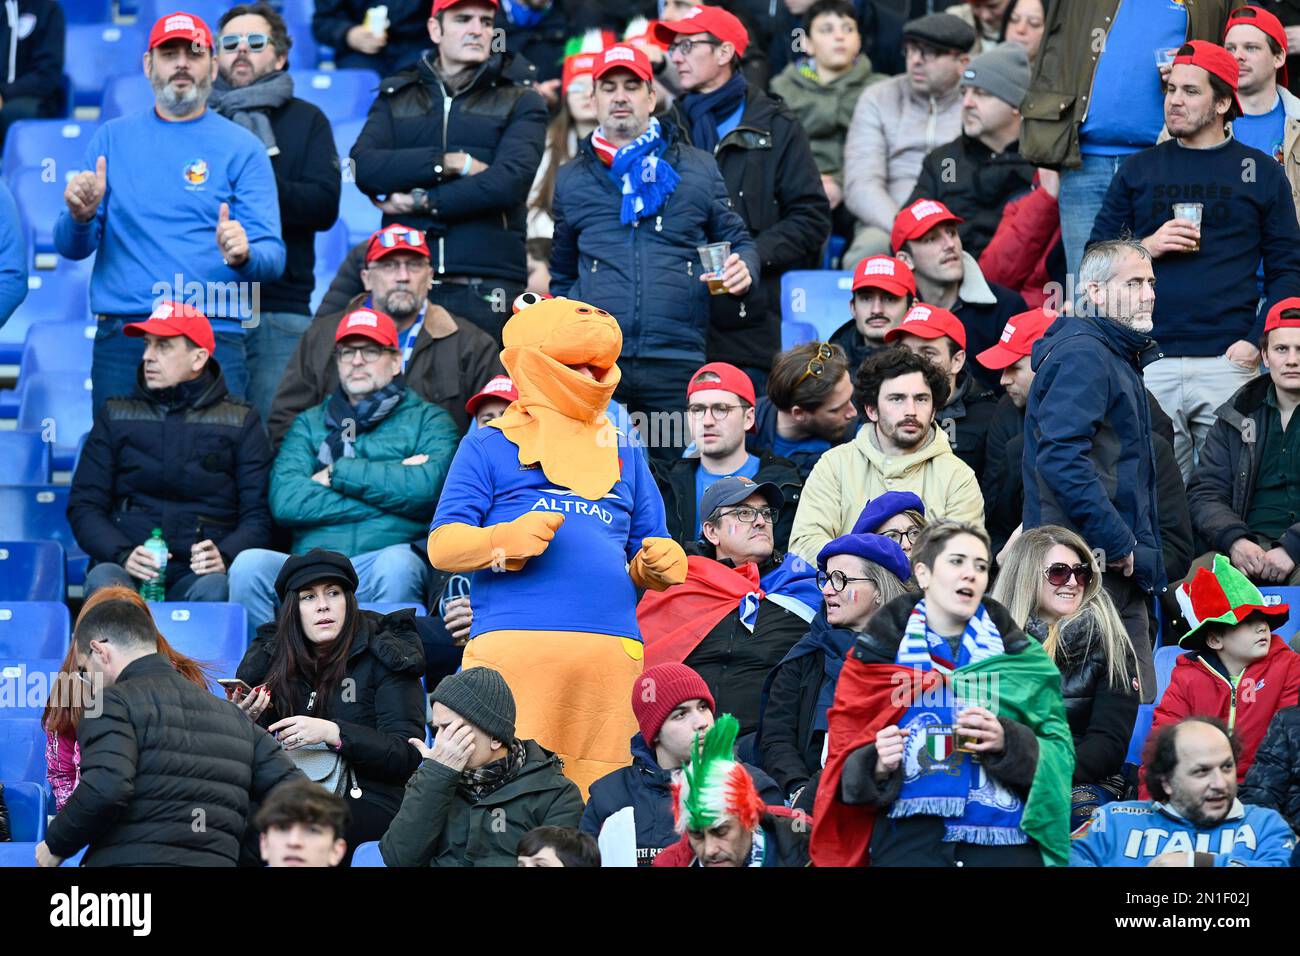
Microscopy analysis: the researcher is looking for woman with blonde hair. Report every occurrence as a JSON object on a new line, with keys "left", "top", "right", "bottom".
{"left": 992, "top": 524, "right": 1146, "bottom": 828}
{"left": 42, "top": 587, "right": 212, "bottom": 810}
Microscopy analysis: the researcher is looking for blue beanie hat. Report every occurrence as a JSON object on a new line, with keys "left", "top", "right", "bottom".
{"left": 817, "top": 532, "right": 911, "bottom": 584}
{"left": 850, "top": 492, "right": 925, "bottom": 535}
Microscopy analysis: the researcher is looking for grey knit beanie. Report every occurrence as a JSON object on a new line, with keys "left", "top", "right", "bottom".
{"left": 961, "top": 42, "right": 1031, "bottom": 109}
{"left": 430, "top": 667, "right": 517, "bottom": 743}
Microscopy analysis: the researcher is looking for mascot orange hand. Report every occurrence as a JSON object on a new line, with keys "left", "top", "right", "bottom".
{"left": 629, "top": 536, "right": 688, "bottom": 591}
{"left": 487, "top": 512, "right": 565, "bottom": 571}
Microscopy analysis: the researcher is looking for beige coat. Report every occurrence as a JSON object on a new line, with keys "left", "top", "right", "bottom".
{"left": 788, "top": 423, "right": 985, "bottom": 564}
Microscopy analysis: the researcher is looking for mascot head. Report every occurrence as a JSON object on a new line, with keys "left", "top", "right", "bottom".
{"left": 503, "top": 295, "right": 623, "bottom": 392}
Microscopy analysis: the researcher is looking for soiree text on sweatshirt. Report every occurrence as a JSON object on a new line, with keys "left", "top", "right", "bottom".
{"left": 429, "top": 422, "right": 670, "bottom": 640}
{"left": 55, "top": 107, "right": 285, "bottom": 324}
{"left": 1087, "top": 136, "right": 1300, "bottom": 356}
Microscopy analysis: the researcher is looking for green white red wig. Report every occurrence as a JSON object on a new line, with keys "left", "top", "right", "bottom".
{"left": 671, "top": 713, "right": 766, "bottom": 834}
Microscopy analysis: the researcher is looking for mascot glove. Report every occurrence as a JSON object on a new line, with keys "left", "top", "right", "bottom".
{"left": 629, "top": 536, "right": 688, "bottom": 591}
{"left": 487, "top": 512, "right": 565, "bottom": 571}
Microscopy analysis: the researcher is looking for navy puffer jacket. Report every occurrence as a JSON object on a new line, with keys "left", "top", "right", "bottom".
{"left": 549, "top": 121, "right": 759, "bottom": 364}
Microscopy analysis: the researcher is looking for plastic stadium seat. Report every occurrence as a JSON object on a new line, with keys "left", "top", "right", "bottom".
{"left": 152, "top": 603, "right": 249, "bottom": 663}
{"left": 2, "top": 119, "right": 101, "bottom": 178}
{"left": 1259, "top": 587, "right": 1300, "bottom": 644}
{"left": 781, "top": 320, "right": 817, "bottom": 350}
{"left": 0, "top": 719, "right": 45, "bottom": 785}
{"left": 780, "top": 270, "right": 854, "bottom": 342}
{"left": 0, "top": 602, "right": 70, "bottom": 658}
{"left": 823, "top": 234, "right": 848, "bottom": 270}
{"left": 0, "top": 431, "right": 52, "bottom": 484}
{"left": 1125, "top": 703, "right": 1155, "bottom": 766}
{"left": 0, "top": 542, "right": 66, "bottom": 602}
{"left": 1154, "top": 645, "right": 1186, "bottom": 704}
{"left": 2, "top": 780, "right": 48, "bottom": 841}
{"left": 65, "top": 24, "right": 149, "bottom": 108}
{"left": 99, "top": 72, "right": 154, "bottom": 120}
{"left": 351, "top": 841, "right": 385, "bottom": 866}
{"left": 0, "top": 843, "right": 86, "bottom": 866}
{"left": 17, "top": 371, "right": 94, "bottom": 473}
{"left": 291, "top": 69, "right": 380, "bottom": 124}
{"left": 0, "top": 271, "right": 93, "bottom": 366}
{"left": 0, "top": 659, "right": 63, "bottom": 718}
{"left": 10, "top": 165, "right": 71, "bottom": 264}
{"left": 360, "top": 602, "right": 427, "bottom": 617}
{"left": 315, "top": 219, "right": 350, "bottom": 280}
{"left": 0, "top": 487, "right": 89, "bottom": 586}
{"left": 333, "top": 119, "right": 381, "bottom": 246}
{"left": 20, "top": 321, "right": 95, "bottom": 384}
{"left": 61, "top": 0, "right": 113, "bottom": 23}
{"left": 138, "top": 0, "right": 232, "bottom": 31}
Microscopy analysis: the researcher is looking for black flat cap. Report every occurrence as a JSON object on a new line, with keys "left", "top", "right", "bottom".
{"left": 902, "top": 12, "right": 976, "bottom": 54}
{"left": 274, "top": 549, "right": 359, "bottom": 602}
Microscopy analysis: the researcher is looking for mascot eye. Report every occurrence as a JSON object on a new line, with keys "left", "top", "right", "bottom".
{"left": 595, "top": 309, "right": 610, "bottom": 316}
{"left": 575, "top": 307, "right": 592, "bottom": 314}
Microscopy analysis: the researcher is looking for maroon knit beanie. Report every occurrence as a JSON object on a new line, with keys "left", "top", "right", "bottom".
{"left": 631, "top": 663, "right": 716, "bottom": 748}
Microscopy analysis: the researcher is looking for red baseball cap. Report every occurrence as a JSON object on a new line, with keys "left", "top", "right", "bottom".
{"left": 593, "top": 43, "right": 653, "bottom": 83}
{"left": 365, "top": 224, "right": 430, "bottom": 264}
{"left": 975, "top": 307, "right": 1057, "bottom": 370}
{"left": 148, "top": 11, "right": 213, "bottom": 50}
{"left": 1225, "top": 6, "right": 1288, "bottom": 87}
{"left": 465, "top": 375, "right": 519, "bottom": 417}
{"left": 335, "top": 308, "right": 399, "bottom": 349}
{"left": 430, "top": 0, "right": 498, "bottom": 15}
{"left": 687, "top": 361, "right": 757, "bottom": 407}
{"left": 653, "top": 5, "right": 750, "bottom": 58}
{"left": 891, "top": 198, "right": 964, "bottom": 254}
{"left": 562, "top": 52, "right": 598, "bottom": 92}
{"left": 1172, "top": 41, "right": 1243, "bottom": 114}
{"left": 124, "top": 301, "right": 215, "bottom": 354}
{"left": 1264, "top": 297, "right": 1300, "bottom": 334}
{"left": 885, "top": 304, "right": 967, "bottom": 350}
{"left": 852, "top": 255, "right": 917, "bottom": 298}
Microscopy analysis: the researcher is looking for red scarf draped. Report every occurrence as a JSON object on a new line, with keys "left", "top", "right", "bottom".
{"left": 638, "top": 556, "right": 763, "bottom": 669}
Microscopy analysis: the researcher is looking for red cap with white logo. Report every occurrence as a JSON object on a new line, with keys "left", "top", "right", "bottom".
{"left": 652, "top": 5, "right": 749, "bottom": 57}
{"left": 851, "top": 255, "right": 916, "bottom": 297}
{"left": 884, "top": 303, "right": 967, "bottom": 350}
{"left": 594, "top": 43, "right": 653, "bottom": 83}
{"left": 465, "top": 375, "right": 519, "bottom": 417}
{"left": 124, "top": 301, "right": 215, "bottom": 354}
{"left": 335, "top": 308, "right": 399, "bottom": 349}
{"left": 148, "top": 11, "right": 213, "bottom": 50}
{"left": 975, "top": 307, "right": 1057, "bottom": 370}
{"left": 890, "top": 198, "right": 964, "bottom": 254}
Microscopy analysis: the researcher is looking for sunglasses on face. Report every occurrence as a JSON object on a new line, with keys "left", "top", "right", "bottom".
{"left": 218, "top": 32, "right": 271, "bottom": 52}
{"left": 1043, "top": 562, "right": 1093, "bottom": 587}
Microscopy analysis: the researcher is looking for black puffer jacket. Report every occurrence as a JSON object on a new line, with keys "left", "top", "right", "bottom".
{"left": 942, "top": 371, "right": 998, "bottom": 482}
{"left": 237, "top": 609, "right": 426, "bottom": 821}
{"left": 351, "top": 49, "right": 547, "bottom": 284}
{"left": 44, "top": 654, "right": 301, "bottom": 866}
{"left": 1025, "top": 614, "right": 1138, "bottom": 784}
{"left": 67, "top": 361, "right": 272, "bottom": 587}
{"left": 1240, "top": 705, "right": 1300, "bottom": 833}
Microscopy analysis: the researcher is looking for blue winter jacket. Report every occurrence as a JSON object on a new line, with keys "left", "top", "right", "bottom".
{"left": 579, "top": 732, "right": 782, "bottom": 866}
{"left": 549, "top": 121, "right": 759, "bottom": 365}
{"left": 1071, "top": 799, "right": 1296, "bottom": 867}
{"left": 1022, "top": 313, "right": 1166, "bottom": 592}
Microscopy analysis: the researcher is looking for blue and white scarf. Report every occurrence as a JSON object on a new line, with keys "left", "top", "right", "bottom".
{"left": 595, "top": 117, "right": 681, "bottom": 225}
{"left": 888, "top": 599, "right": 1029, "bottom": 846}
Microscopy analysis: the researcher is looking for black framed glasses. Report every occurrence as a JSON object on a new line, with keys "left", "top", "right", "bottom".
{"left": 716, "top": 506, "right": 775, "bottom": 525}
{"left": 668, "top": 37, "right": 722, "bottom": 56}
{"left": 376, "top": 228, "right": 425, "bottom": 248}
{"left": 335, "top": 344, "right": 393, "bottom": 363}
{"left": 686, "top": 402, "right": 747, "bottom": 421}
{"left": 1044, "top": 562, "right": 1093, "bottom": 587}
{"left": 818, "top": 569, "right": 877, "bottom": 592}
{"left": 880, "top": 527, "right": 922, "bottom": 546}
{"left": 794, "top": 342, "right": 834, "bottom": 387}
{"left": 218, "top": 32, "right": 270, "bottom": 52}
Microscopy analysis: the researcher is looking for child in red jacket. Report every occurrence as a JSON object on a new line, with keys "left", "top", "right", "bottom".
{"left": 1149, "top": 555, "right": 1300, "bottom": 790}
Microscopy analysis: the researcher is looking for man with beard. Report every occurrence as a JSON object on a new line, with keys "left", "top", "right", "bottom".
{"left": 1071, "top": 717, "right": 1296, "bottom": 866}
{"left": 267, "top": 224, "right": 501, "bottom": 447}
{"left": 209, "top": 3, "right": 341, "bottom": 423}
{"left": 1222, "top": 5, "right": 1299, "bottom": 198}
{"left": 829, "top": 254, "right": 915, "bottom": 373}
{"left": 753, "top": 342, "right": 858, "bottom": 482}
{"left": 1089, "top": 40, "right": 1300, "bottom": 481}
{"left": 56, "top": 11, "right": 285, "bottom": 416}
{"left": 788, "top": 346, "right": 983, "bottom": 565}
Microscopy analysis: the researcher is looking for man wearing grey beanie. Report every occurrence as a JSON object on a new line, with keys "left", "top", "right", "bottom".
{"left": 378, "top": 667, "right": 584, "bottom": 867}
{"left": 905, "top": 42, "right": 1036, "bottom": 259}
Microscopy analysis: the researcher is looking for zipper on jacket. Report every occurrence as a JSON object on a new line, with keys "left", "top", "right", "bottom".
{"left": 437, "top": 77, "right": 454, "bottom": 275}
{"left": 927, "top": 95, "right": 939, "bottom": 151}
{"left": 654, "top": 215, "right": 663, "bottom": 232}
{"left": 1196, "top": 657, "right": 1241, "bottom": 731}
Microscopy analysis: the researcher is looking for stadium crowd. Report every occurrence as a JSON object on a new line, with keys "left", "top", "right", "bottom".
{"left": 4, "top": 0, "right": 1300, "bottom": 869}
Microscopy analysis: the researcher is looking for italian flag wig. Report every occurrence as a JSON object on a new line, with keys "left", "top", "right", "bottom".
{"left": 671, "top": 714, "right": 766, "bottom": 835}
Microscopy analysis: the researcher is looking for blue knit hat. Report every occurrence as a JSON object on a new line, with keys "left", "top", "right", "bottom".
{"left": 817, "top": 532, "right": 911, "bottom": 584}
{"left": 850, "top": 492, "right": 926, "bottom": 535}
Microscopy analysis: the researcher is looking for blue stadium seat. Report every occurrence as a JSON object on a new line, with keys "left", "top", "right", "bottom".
{"left": 2, "top": 119, "right": 101, "bottom": 179}
{"left": 315, "top": 219, "right": 350, "bottom": 281}
{"left": 0, "top": 842, "right": 38, "bottom": 866}
{"left": 152, "top": 603, "right": 249, "bottom": 663}
{"left": 0, "top": 270, "right": 92, "bottom": 367}
{"left": 1154, "top": 645, "right": 1187, "bottom": 704}
{"left": 65, "top": 24, "right": 149, "bottom": 108}
{"left": 781, "top": 320, "right": 817, "bottom": 350}
{"left": 22, "top": 321, "right": 96, "bottom": 378}
{"left": 1125, "top": 703, "right": 1155, "bottom": 766}
{"left": 0, "top": 719, "right": 45, "bottom": 785}
{"left": 204, "top": 660, "right": 244, "bottom": 697}
{"left": 1259, "top": 587, "right": 1300, "bottom": 644}
{"left": 2, "top": 781, "right": 48, "bottom": 841}
{"left": 99, "top": 72, "right": 154, "bottom": 121}
{"left": 0, "top": 659, "right": 63, "bottom": 718}
{"left": 0, "top": 431, "right": 52, "bottom": 484}
{"left": 0, "top": 602, "right": 70, "bottom": 658}
{"left": 780, "top": 270, "right": 854, "bottom": 342}
{"left": 823, "top": 234, "right": 848, "bottom": 270}
{"left": 10, "top": 165, "right": 71, "bottom": 266}
{"left": 291, "top": 69, "right": 380, "bottom": 124}
{"left": 138, "top": 0, "right": 233, "bottom": 32}
{"left": 334, "top": 118, "right": 380, "bottom": 246}
{"left": 17, "top": 371, "right": 93, "bottom": 473}
{"left": 61, "top": 0, "right": 114, "bottom": 23}
{"left": 351, "top": 841, "right": 385, "bottom": 866}
{"left": 0, "top": 487, "right": 89, "bottom": 586}
{"left": 360, "top": 602, "right": 427, "bottom": 617}
{"left": 0, "top": 542, "right": 66, "bottom": 602}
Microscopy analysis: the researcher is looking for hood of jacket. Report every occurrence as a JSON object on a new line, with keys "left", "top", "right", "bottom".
{"left": 955, "top": 251, "right": 997, "bottom": 306}
{"left": 1214, "top": 372, "right": 1273, "bottom": 429}
{"left": 851, "top": 419, "right": 956, "bottom": 477}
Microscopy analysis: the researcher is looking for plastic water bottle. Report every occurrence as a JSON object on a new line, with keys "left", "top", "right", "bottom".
{"left": 139, "top": 529, "right": 168, "bottom": 603}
